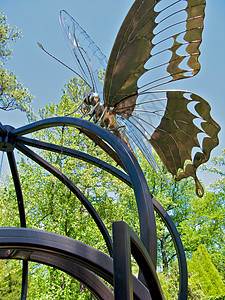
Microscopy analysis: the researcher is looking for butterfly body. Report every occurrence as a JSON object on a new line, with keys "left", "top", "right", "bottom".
{"left": 82, "top": 93, "right": 133, "bottom": 151}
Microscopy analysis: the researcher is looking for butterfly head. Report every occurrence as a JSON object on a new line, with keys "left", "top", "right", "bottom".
{"left": 85, "top": 92, "right": 100, "bottom": 106}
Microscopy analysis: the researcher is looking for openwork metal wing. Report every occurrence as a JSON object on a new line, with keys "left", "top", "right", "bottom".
{"left": 114, "top": 90, "right": 220, "bottom": 196}
{"left": 60, "top": 10, "right": 107, "bottom": 99}
{"left": 101, "top": 0, "right": 220, "bottom": 196}
{"left": 149, "top": 91, "right": 220, "bottom": 197}
{"left": 104, "top": 0, "right": 206, "bottom": 106}
{"left": 59, "top": 0, "right": 220, "bottom": 197}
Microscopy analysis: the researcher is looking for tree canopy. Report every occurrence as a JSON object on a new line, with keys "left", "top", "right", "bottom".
{"left": 0, "top": 11, "right": 34, "bottom": 120}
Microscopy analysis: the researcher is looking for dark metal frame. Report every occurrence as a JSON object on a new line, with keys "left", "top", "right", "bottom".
{"left": 0, "top": 117, "right": 188, "bottom": 299}
{"left": 113, "top": 221, "right": 164, "bottom": 299}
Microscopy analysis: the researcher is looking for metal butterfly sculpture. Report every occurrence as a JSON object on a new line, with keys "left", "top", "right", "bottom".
{"left": 55, "top": 0, "right": 220, "bottom": 197}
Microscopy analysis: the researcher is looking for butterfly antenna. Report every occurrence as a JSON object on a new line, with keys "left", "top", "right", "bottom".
{"left": 64, "top": 97, "right": 86, "bottom": 116}
{"left": 37, "top": 42, "right": 90, "bottom": 88}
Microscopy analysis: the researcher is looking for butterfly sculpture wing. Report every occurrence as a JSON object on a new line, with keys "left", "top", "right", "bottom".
{"left": 104, "top": 0, "right": 206, "bottom": 104}
{"left": 102, "top": 0, "right": 220, "bottom": 197}
{"left": 60, "top": 0, "right": 220, "bottom": 197}
{"left": 149, "top": 91, "right": 220, "bottom": 197}
{"left": 115, "top": 90, "right": 220, "bottom": 197}
{"left": 60, "top": 10, "right": 108, "bottom": 100}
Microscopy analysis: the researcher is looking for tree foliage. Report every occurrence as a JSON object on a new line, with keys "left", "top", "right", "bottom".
{"left": 0, "top": 76, "right": 224, "bottom": 298}
{"left": 0, "top": 260, "right": 22, "bottom": 299}
{"left": 0, "top": 11, "right": 34, "bottom": 120}
{"left": 188, "top": 245, "right": 225, "bottom": 298}
{"left": 0, "top": 12, "right": 224, "bottom": 297}
{"left": 0, "top": 12, "right": 21, "bottom": 61}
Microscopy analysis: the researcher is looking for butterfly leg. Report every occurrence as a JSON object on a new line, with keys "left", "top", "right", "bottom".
{"left": 81, "top": 102, "right": 99, "bottom": 119}
{"left": 96, "top": 106, "right": 107, "bottom": 125}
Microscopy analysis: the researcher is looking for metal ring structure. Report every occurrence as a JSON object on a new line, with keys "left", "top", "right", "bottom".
{"left": 0, "top": 227, "right": 151, "bottom": 299}
{"left": 0, "top": 117, "right": 188, "bottom": 299}
{"left": 10, "top": 117, "right": 158, "bottom": 265}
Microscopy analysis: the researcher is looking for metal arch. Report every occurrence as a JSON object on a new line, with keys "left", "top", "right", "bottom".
{"left": 0, "top": 227, "right": 151, "bottom": 300}
{"left": 1, "top": 123, "right": 115, "bottom": 299}
{"left": 10, "top": 117, "right": 158, "bottom": 267}
{"left": 7, "top": 150, "right": 28, "bottom": 300}
{"left": 0, "top": 255, "right": 113, "bottom": 300}
{"left": 15, "top": 133, "right": 188, "bottom": 298}
{"left": 33, "top": 144, "right": 186, "bottom": 298}
{"left": 1, "top": 122, "right": 114, "bottom": 297}
{"left": 28, "top": 254, "right": 114, "bottom": 300}
{"left": 7, "top": 151, "right": 26, "bottom": 228}
{"left": 14, "top": 128, "right": 187, "bottom": 298}
{"left": 0, "top": 118, "right": 188, "bottom": 298}
{"left": 152, "top": 198, "right": 187, "bottom": 299}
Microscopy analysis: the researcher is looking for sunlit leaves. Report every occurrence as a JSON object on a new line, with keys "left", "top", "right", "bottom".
{"left": 0, "top": 12, "right": 34, "bottom": 120}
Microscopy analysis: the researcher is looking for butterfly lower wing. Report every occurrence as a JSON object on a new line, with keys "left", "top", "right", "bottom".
{"left": 114, "top": 91, "right": 220, "bottom": 197}
{"left": 103, "top": 0, "right": 206, "bottom": 106}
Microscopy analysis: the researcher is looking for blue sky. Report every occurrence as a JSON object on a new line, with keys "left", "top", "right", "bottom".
{"left": 1, "top": 0, "right": 224, "bottom": 186}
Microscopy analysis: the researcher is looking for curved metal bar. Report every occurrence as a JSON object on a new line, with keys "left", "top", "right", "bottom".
{"left": 7, "top": 151, "right": 26, "bottom": 227}
{"left": 30, "top": 253, "right": 114, "bottom": 300}
{"left": 0, "top": 250, "right": 113, "bottom": 300}
{"left": 15, "top": 143, "right": 113, "bottom": 257}
{"left": 79, "top": 128, "right": 126, "bottom": 170}
{"left": 11, "top": 119, "right": 187, "bottom": 297}
{"left": 15, "top": 136, "right": 129, "bottom": 185}
{"left": 152, "top": 197, "right": 188, "bottom": 300}
{"left": 10, "top": 117, "right": 157, "bottom": 267}
{"left": 0, "top": 122, "right": 7, "bottom": 137}
{"left": 6, "top": 151, "right": 28, "bottom": 300}
{"left": 0, "top": 227, "right": 151, "bottom": 300}
{"left": 21, "top": 260, "right": 28, "bottom": 300}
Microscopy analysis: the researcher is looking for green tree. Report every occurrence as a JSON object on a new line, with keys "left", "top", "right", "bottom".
{"left": 188, "top": 244, "right": 225, "bottom": 299}
{"left": 202, "top": 150, "right": 225, "bottom": 279}
{"left": 203, "top": 149, "right": 225, "bottom": 202}
{"left": 0, "top": 11, "right": 34, "bottom": 120}
{"left": 137, "top": 152, "right": 225, "bottom": 298}
{"left": 0, "top": 78, "right": 137, "bottom": 298}
{"left": 0, "top": 260, "right": 22, "bottom": 300}
{"left": 179, "top": 151, "right": 225, "bottom": 282}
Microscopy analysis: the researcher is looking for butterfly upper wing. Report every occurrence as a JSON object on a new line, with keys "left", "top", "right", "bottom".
{"left": 60, "top": 10, "right": 108, "bottom": 98}
{"left": 103, "top": 0, "right": 206, "bottom": 106}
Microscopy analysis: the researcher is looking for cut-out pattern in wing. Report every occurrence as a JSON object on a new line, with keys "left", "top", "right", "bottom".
{"left": 104, "top": 0, "right": 206, "bottom": 106}
{"left": 114, "top": 90, "right": 220, "bottom": 197}
{"left": 149, "top": 91, "right": 220, "bottom": 197}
